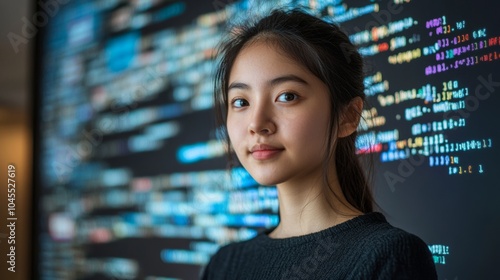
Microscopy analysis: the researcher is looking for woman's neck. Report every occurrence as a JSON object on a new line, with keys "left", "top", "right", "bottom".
{"left": 268, "top": 178, "right": 362, "bottom": 239}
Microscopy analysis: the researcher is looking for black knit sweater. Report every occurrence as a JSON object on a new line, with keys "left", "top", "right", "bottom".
{"left": 200, "top": 212, "right": 437, "bottom": 279}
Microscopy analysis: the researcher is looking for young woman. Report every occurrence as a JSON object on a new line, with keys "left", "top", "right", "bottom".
{"left": 202, "top": 7, "right": 437, "bottom": 279}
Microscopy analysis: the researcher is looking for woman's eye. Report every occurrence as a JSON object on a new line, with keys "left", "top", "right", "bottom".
{"left": 277, "top": 92, "right": 298, "bottom": 102}
{"left": 232, "top": 98, "right": 249, "bottom": 108}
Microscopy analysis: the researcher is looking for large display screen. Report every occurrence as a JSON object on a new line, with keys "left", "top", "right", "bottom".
{"left": 34, "top": 0, "right": 500, "bottom": 279}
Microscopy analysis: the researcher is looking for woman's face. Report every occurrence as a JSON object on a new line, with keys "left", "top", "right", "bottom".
{"left": 227, "top": 41, "right": 332, "bottom": 186}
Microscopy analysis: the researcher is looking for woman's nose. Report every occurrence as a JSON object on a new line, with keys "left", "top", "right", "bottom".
{"left": 248, "top": 102, "right": 276, "bottom": 135}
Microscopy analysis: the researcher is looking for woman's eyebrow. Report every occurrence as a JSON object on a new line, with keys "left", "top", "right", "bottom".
{"left": 227, "top": 81, "right": 248, "bottom": 92}
{"left": 228, "top": 74, "right": 309, "bottom": 92}
{"left": 268, "top": 74, "right": 310, "bottom": 87}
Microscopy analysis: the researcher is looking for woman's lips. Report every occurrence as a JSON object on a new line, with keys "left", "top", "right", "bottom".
{"left": 250, "top": 144, "right": 284, "bottom": 160}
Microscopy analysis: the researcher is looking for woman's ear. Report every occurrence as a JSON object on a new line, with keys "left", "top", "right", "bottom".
{"left": 338, "top": 97, "right": 363, "bottom": 138}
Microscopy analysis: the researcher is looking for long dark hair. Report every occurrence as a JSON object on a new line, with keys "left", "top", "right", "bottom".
{"left": 213, "top": 7, "right": 375, "bottom": 213}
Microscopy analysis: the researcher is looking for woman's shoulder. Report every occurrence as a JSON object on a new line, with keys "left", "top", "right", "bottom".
{"left": 200, "top": 235, "right": 266, "bottom": 279}
{"left": 208, "top": 233, "right": 264, "bottom": 260}
{"left": 347, "top": 212, "right": 432, "bottom": 256}
{"left": 349, "top": 212, "right": 438, "bottom": 279}
{"left": 209, "top": 239, "right": 244, "bottom": 260}
{"left": 360, "top": 212, "right": 430, "bottom": 249}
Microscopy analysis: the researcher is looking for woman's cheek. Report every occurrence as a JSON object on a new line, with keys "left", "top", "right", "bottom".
{"left": 227, "top": 119, "right": 244, "bottom": 152}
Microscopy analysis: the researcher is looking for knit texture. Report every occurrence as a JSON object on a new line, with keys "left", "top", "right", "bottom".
{"left": 200, "top": 212, "right": 437, "bottom": 279}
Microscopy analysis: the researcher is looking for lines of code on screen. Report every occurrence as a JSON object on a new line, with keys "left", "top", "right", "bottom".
{"left": 36, "top": 0, "right": 499, "bottom": 279}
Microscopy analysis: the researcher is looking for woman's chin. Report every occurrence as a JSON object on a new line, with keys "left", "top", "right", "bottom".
{"left": 251, "top": 176, "right": 283, "bottom": 187}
